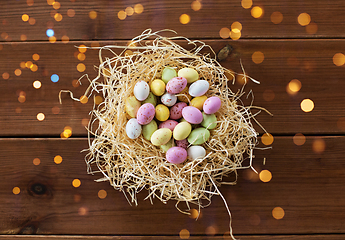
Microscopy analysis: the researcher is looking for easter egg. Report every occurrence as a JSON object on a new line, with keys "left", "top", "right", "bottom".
{"left": 201, "top": 112, "right": 217, "bottom": 129}
{"left": 203, "top": 96, "right": 221, "bottom": 114}
{"left": 182, "top": 106, "right": 203, "bottom": 124}
{"left": 159, "top": 120, "right": 179, "bottom": 131}
{"left": 173, "top": 122, "right": 192, "bottom": 141}
{"left": 187, "top": 146, "right": 206, "bottom": 160}
{"left": 166, "top": 77, "right": 187, "bottom": 94}
{"left": 160, "top": 139, "right": 174, "bottom": 153}
{"left": 125, "top": 96, "right": 141, "bottom": 118}
{"left": 178, "top": 68, "right": 199, "bottom": 83}
{"left": 142, "top": 92, "right": 157, "bottom": 106}
{"left": 142, "top": 120, "right": 158, "bottom": 141}
{"left": 177, "top": 87, "right": 192, "bottom": 103}
{"left": 151, "top": 128, "right": 172, "bottom": 146}
{"left": 155, "top": 104, "right": 170, "bottom": 122}
{"left": 190, "top": 95, "right": 207, "bottom": 111}
{"left": 176, "top": 139, "right": 188, "bottom": 149}
{"left": 162, "top": 66, "right": 177, "bottom": 84}
{"left": 170, "top": 102, "right": 187, "bottom": 120}
{"left": 125, "top": 118, "right": 142, "bottom": 139}
{"left": 133, "top": 81, "right": 149, "bottom": 101}
{"left": 189, "top": 80, "right": 209, "bottom": 97}
{"left": 187, "top": 127, "right": 210, "bottom": 145}
{"left": 150, "top": 79, "right": 166, "bottom": 96}
{"left": 166, "top": 147, "right": 187, "bottom": 164}
{"left": 136, "top": 103, "right": 155, "bottom": 125}
{"left": 161, "top": 92, "right": 177, "bottom": 107}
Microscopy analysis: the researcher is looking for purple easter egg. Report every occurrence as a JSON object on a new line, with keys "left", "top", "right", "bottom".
{"left": 182, "top": 106, "right": 203, "bottom": 124}
{"left": 136, "top": 103, "right": 155, "bottom": 125}
{"left": 203, "top": 96, "right": 221, "bottom": 114}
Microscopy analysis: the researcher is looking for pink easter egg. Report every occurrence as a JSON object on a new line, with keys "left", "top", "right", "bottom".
{"left": 136, "top": 103, "right": 155, "bottom": 125}
{"left": 203, "top": 96, "right": 221, "bottom": 114}
{"left": 166, "top": 147, "right": 188, "bottom": 164}
{"left": 176, "top": 139, "right": 189, "bottom": 149}
{"left": 182, "top": 106, "right": 203, "bottom": 124}
{"left": 170, "top": 102, "right": 187, "bottom": 120}
{"left": 159, "top": 120, "right": 179, "bottom": 131}
{"left": 166, "top": 77, "right": 187, "bottom": 94}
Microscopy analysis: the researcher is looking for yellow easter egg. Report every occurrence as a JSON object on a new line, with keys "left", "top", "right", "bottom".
{"left": 190, "top": 95, "right": 208, "bottom": 111}
{"left": 125, "top": 96, "right": 141, "bottom": 118}
{"left": 150, "top": 79, "right": 166, "bottom": 96}
{"left": 151, "top": 128, "right": 172, "bottom": 146}
{"left": 177, "top": 87, "right": 192, "bottom": 103}
{"left": 173, "top": 122, "right": 192, "bottom": 141}
{"left": 155, "top": 104, "right": 170, "bottom": 121}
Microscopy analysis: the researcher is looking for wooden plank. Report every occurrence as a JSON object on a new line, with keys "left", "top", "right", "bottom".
{"left": 1, "top": 0, "right": 345, "bottom": 41}
{"left": 1, "top": 136, "right": 345, "bottom": 235}
{"left": 1, "top": 39, "right": 345, "bottom": 136}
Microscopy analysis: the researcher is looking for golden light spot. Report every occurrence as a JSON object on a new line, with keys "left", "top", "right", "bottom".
{"left": 1, "top": 32, "right": 8, "bottom": 40}
{"left": 20, "top": 62, "right": 26, "bottom": 69}
{"left": 2, "top": 72, "right": 9, "bottom": 79}
{"left": 125, "top": 7, "right": 134, "bottom": 16}
{"left": 243, "top": 169, "right": 260, "bottom": 182}
{"left": 230, "top": 30, "right": 241, "bottom": 40}
{"left": 15, "top": 107, "right": 22, "bottom": 113}
{"left": 241, "top": 0, "right": 252, "bottom": 9}
{"left": 19, "top": 91, "right": 26, "bottom": 97}
{"left": 306, "top": 22, "right": 318, "bottom": 34}
{"left": 37, "top": 113, "right": 45, "bottom": 121}
{"left": 33, "top": 80, "right": 41, "bottom": 89}
{"left": 52, "top": 106, "right": 60, "bottom": 114}
{"left": 191, "top": 0, "right": 202, "bottom": 11}
{"left": 91, "top": 41, "right": 100, "bottom": 47}
{"left": 14, "top": 69, "right": 22, "bottom": 76}
{"left": 67, "top": 9, "right": 75, "bottom": 17}
{"left": 287, "top": 79, "right": 302, "bottom": 94}
{"left": 251, "top": 6, "right": 264, "bottom": 18}
{"left": 61, "top": 35, "right": 69, "bottom": 43}
{"left": 72, "top": 79, "right": 80, "bottom": 87}
{"left": 78, "top": 44, "right": 87, "bottom": 53}
{"left": 252, "top": 51, "right": 264, "bottom": 64}
{"left": 98, "top": 189, "right": 107, "bottom": 199}
{"left": 78, "top": 207, "right": 88, "bottom": 216}
{"left": 179, "top": 14, "right": 190, "bottom": 24}
{"left": 124, "top": 50, "right": 133, "bottom": 55}
{"left": 20, "top": 34, "right": 27, "bottom": 41}
{"left": 77, "top": 63, "right": 86, "bottom": 72}
{"left": 89, "top": 10, "right": 97, "bottom": 19}
{"left": 293, "top": 133, "right": 306, "bottom": 146}
{"left": 52, "top": 1, "right": 61, "bottom": 9}
{"left": 82, "top": 118, "right": 89, "bottom": 127}
{"left": 47, "top": 0, "right": 55, "bottom": 5}
{"left": 179, "top": 229, "right": 190, "bottom": 239}
{"left": 134, "top": 4, "right": 144, "bottom": 14}
{"left": 231, "top": 21, "right": 242, "bottom": 33}
{"left": 219, "top": 27, "right": 230, "bottom": 39}
{"left": 64, "top": 126, "right": 72, "bottom": 131}
{"left": 50, "top": 10, "right": 57, "bottom": 18}
{"left": 62, "top": 128, "right": 72, "bottom": 138}
{"left": 271, "top": 11, "right": 283, "bottom": 24}
{"left": 236, "top": 74, "right": 247, "bottom": 85}
{"left": 313, "top": 139, "right": 325, "bottom": 154}
{"left": 300, "top": 99, "right": 314, "bottom": 112}
{"left": 32, "top": 53, "right": 40, "bottom": 61}
{"left": 333, "top": 53, "right": 345, "bottom": 66}
{"left": 337, "top": 117, "right": 345, "bottom": 131}
{"left": 28, "top": 17, "right": 36, "bottom": 25}
{"left": 205, "top": 226, "right": 217, "bottom": 236}
{"left": 27, "top": 0, "right": 34, "bottom": 6}
{"left": 118, "top": 10, "right": 127, "bottom": 20}
{"left": 261, "top": 133, "right": 274, "bottom": 145}
{"left": 249, "top": 214, "right": 261, "bottom": 225}
{"left": 33, "top": 158, "right": 41, "bottom": 165}
{"left": 18, "top": 95, "right": 26, "bottom": 103}
{"left": 25, "top": 61, "right": 33, "bottom": 68}
{"left": 22, "top": 14, "right": 29, "bottom": 22}
{"left": 298, "top": 13, "right": 311, "bottom": 26}
{"left": 30, "top": 64, "right": 38, "bottom": 72}
{"left": 94, "top": 95, "right": 103, "bottom": 105}
{"left": 49, "top": 36, "right": 56, "bottom": 43}
{"left": 74, "top": 194, "right": 81, "bottom": 202}
{"left": 259, "top": 170, "right": 272, "bottom": 182}
{"left": 80, "top": 95, "right": 88, "bottom": 104}
{"left": 13, "top": 187, "right": 20, "bottom": 195}
{"left": 263, "top": 89, "right": 275, "bottom": 101}
{"left": 72, "top": 179, "right": 81, "bottom": 188}
{"left": 272, "top": 207, "right": 285, "bottom": 219}
{"left": 189, "top": 209, "right": 200, "bottom": 219}
{"left": 54, "top": 13, "right": 63, "bottom": 22}
{"left": 77, "top": 53, "right": 86, "bottom": 61}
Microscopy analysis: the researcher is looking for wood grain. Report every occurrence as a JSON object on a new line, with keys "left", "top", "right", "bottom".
{"left": 0, "top": 39, "right": 345, "bottom": 136}
{"left": 1, "top": 137, "right": 345, "bottom": 235}
{"left": 1, "top": 0, "right": 345, "bottom": 41}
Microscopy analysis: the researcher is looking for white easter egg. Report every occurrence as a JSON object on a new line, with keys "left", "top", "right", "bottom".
{"left": 187, "top": 146, "right": 206, "bottom": 160}
{"left": 134, "top": 81, "right": 150, "bottom": 101}
{"left": 188, "top": 80, "right": 209, "bottom": 97}
{"left": 161, "top": 92, "right": 177, "bottom": 107}
{"left": 126, "top": 118, "right": 142, "bottom": 139}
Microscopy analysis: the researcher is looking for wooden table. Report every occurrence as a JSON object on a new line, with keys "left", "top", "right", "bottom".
{"left": 1, "top": 0, "right": 345, "bottom": 239}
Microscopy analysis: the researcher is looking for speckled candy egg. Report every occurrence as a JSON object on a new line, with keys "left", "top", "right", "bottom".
{"left": 166, "top": 147, "right": 188, "bottom": 164}
{"left": 178, "top": 68, "right": 199, "bottom": 84}
{"left": 136, "top": 103, "right": 155, "bottom": 125}
{"left": 189, "top": 80, "right": 209, "bottom": 97}
{"left": 182, "top": 106, "right": 203, "bottom": 124}
{"left": 161, "top": 92, "right": 177, "bottom": 107}
{"left": 176, "top": 139, "right": 188, "bottom": 149}
{"left": 150, "top": 79, "right": 166, "bottom": 96}
{"left": 133, "top": 81, "right": 150, "bottom": 101}
{"left": 151, "top": 128, "right": 172, "bottom": 146}
{"left": 166, "top": 77, "right": 187, "bottom": 94}
{"left": 125, "top": 118, "right": 142, "bottom": 139}
{"left": 155, "top": 104, "right": 170, "bottom": 122}
{"left": 159, "top": 120, "right": 179, "bottom": 131}
{"left": 170, "top": 102, "right": 187, "bottom": 120}
{"left": 203, "top": 96, "right": 221, "bottom": 114}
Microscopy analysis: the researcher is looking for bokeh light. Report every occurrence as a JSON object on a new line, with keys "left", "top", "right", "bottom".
{"left": 251, "top": 6, "right": 263, "bottom": 18}
{"left": 312, "top": 139, "right": 325, "bottom": 154}
{"left": 2, "top": 72, "right": 9, "bottom": 79}
{"left": 33, "top": 80, "right": 41, "bottom": 89}
{"left": 72, "top": 79, "right": 80, "bottom": 87}
{"left": 94, "top": 95, "right": 103, "bottom": 105}
{"left": 54, "top": 13, "right": 63, "bottom": 21}
{"left": 241, "top": 0, "right": 252, "bottom": 9}
{"left": 98, "top": 189, "right": 107, "bottom": 199}
{"left": 134, "top": 4, "right": 144, "bottom": 14}
{"left": 37, "top": 113, "right": 45, "bottom": 121}
{"left": 77, "top": 53, "right": 85, "bottom": 61}
{"left": 1, "top": 32, "right": 8, "bottom": 40}
{"left": 272, "top": 207, "right": 285, "bottom": 219}
{"left": 78, "top": 44, "right": 87, "bottom": 53}
{"left": 263, "top": 89, "right": 275, "bottom": 101}
{"left": 298, "top": 13, "right": 311, "bottom": 26}
{"left": 12, "top": 187, "right": 20, "bottom": 195}
{"left": 32, "top": 53, "right": 40, "bottom": 61}
{"left": 230, "top": 30, "right": 241, "bottom": 40}
{"left": 77, "top": 63, "right": 86, "bottom": 72}
{"left": 26, "top": 61, "right": 33, "bottom": 68}
{"left": 46, "top": 29, "right": 54, "bottom": 37}
{"left": 18, "top": 95, "right": 26, "bottom": 103}
{"left": 231, "top": 21, "right": 242, "bottom": 33}
{"left": 118, "top": 10, "right": 127, "bottom": 20}
{"left": 47, "top": 0, "right": 54, "bottom": 6}
{"left": 52, "top": 1, "right": 60, "bottom": 10}
{"left": 287, "top": 79, "right": 302, "bottom": 94}
{"left": 49, "top": 36, "right": 56, "bottom": 43}
{"left": 252, "top": 51, "right": 264, "bottom": 64}
{"left": 333, "top": 53, "right": 345, "bottom": 66}
{"left": 249, "top": 214, "right": 261, "bottom": 225}
{"left": 82, "top": 118, "right": 89, "bottom": 127}
{"left": 219, "top": 27, "right": 230, "bottom": 39}
{"left": 33, "top": 158, "right": 41, "bottom": 165}
{"left": 179, "top": 229, "right": 190, "bottom": 239}
{"left": 261, "top": 133, "right": 274, "bottom": 145}
{"left": 30, "top": 64, "right": 38, "bottom": 72}
{"left": 21, "top": 34, "right": 27, "bottom": 41}
{"left": 67, "top": 9, "right": 75, "bottom": 17}
{"left": 189, "top": 209, "right": 201, "bottom": 219}
{"left": 259, "top": 170, "right": 272, "bottom": 182}
{"left": 27, "top": 0, "right": 34, "bottom": 6}
{"left": 89, "top": 10, "right": 97, "bottom": 19}
{"left": 78, "top": 207, "right": 88, "bottom": 215}
{"left": 306, "top": 22, "right": 318, "bottom": 34}
{"left": 300, "top": 99, "right": 314, "bottom": 112}
{"left": 179, "top": 14, "right": 190, "bottom": 24}
{"left": 72, "top": 179, "right": 81, "bottom": 188}
{"left": 80, "top": 95, "right": 88, "bottom": 104}
{"left": 28, "top": 17, "right": 36, "bottom": 25}
{"left": 14, "top": 69, "right": 22, "bottom": 76}
{"left": 271, "top": 11, "right": 283, "bottom": 24}
{"left": 125, "top": 7, "right": 134, "bottom": 16}
{"left": 22, "top": 14, "right": 29, "bottom": 22}
{"left": 293, "top": 133, "right": 306, "bottom": 146}
{"left": 191, "top": 0, "right": 202, "bottom": 11}
{"left": 51, "top": 74, "right": 59, "bottom": 82}
{"left": 15, "top": 107, "right": 22, "bottom": 113}
{"left": 205, "top": 225, "right": 217, "bottom": 236}
{"left": 61, "top": 35, "right": 69, "bottom": 43}
{"left": 52, "top": 106, "right": 60, "bottom": 114}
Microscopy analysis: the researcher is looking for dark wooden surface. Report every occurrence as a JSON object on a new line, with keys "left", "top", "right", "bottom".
{"left": 1, "top": 0, "right": 345, "bottom": 239}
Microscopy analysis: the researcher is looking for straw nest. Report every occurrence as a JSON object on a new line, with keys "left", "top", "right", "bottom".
{"left": 70, "top": 29, "right": 263, "bottom": 223}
